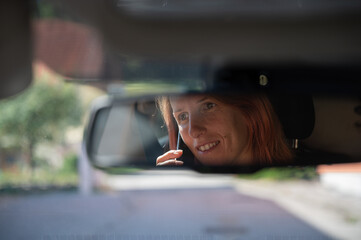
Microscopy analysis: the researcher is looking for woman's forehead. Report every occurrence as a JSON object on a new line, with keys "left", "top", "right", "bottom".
{"left": 169, "top": 95, "right": 208, "bottom": 109}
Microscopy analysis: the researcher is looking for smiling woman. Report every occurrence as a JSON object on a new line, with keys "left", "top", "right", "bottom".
{"left": 156, "top": 94, "right": 293, "bottom": 166}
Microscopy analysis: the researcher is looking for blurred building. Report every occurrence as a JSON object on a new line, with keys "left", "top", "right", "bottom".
{"left": 318, "top": 163, "right": 361, "bottom": 198}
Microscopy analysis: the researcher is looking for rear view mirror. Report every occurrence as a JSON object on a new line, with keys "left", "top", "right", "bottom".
{"left": 84, "top": 96, "right": 163, "bottom": 168}
{"left": 84, "top": 93, "right": 361, "bottom": 172}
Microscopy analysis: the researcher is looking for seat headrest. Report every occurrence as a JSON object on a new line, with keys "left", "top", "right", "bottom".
{"left": 268, "top": 94, "right": 315, "bottom": 139}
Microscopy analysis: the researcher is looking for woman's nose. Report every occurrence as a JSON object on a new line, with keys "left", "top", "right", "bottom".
{"left": 188, "top": 115, "right": 206, "bottom": 138}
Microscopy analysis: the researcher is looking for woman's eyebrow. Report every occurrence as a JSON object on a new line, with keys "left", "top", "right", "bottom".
{"left": 197, "top": 97, "right": 209, "bottom": 103}
{"left": 173, "top": 108, "right": 183, "bottom": 113}
{"left": 173, "top": 97, "right": 209, "bottom": 113}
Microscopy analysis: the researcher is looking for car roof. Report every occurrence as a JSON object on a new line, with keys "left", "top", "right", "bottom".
{"left": 1, "top": 0, "right": 361, "bottom": 98}
{"left": 58, "top": 0, "right": 361, "bottom": 63}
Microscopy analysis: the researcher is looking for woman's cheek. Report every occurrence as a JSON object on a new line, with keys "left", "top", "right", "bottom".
{"left": 179, "top": 127, "right": 190, "bottom": 145}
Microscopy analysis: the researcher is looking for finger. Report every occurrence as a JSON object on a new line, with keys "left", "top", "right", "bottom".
{"left": 156, "top": 150, "right": 183, "bottom": 165}
{"left": 156, "top": 159, "right": 184, "bottom": 166}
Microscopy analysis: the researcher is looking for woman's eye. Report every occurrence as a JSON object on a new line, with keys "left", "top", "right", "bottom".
{"left": 202, "top": 102, "right": 216, "bottom": 111}
{"left": 177, "top": 112, "right": 188, "bottom": 122}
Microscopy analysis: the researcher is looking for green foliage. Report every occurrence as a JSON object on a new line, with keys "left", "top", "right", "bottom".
{"left": 35, "top": 2, "right": 55, "bottom": 18}
{"left": 0, "top": 168, "right": 78, "bottom": 189}
{"left": 104, "top": 167, "right": 142, "bottom": 175}
{"left": 33, "top": 156, "right": 51, "bottom": 169}
{"left": 34, "top": 0, "right": 75, "bottom": 20}
{"left": 0, "top": 81, "right": 83, "bottom": 169}
{"left": 0, "top": 81, "right": 82, "bottom": 147}
{"left": 61, "top": 154, "right": 78, "bottom": 174}
{"left": 240, "top": 166, "right": 319, "bottom": 181}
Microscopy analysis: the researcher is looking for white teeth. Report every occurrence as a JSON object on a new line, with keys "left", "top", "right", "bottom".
{"left": 198, "top": 141, "right": 219, "bottom": 152}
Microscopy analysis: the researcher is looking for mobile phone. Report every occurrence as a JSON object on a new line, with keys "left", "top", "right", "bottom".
{"left": 176, "top": 131, "right": 181, "bottom": 150}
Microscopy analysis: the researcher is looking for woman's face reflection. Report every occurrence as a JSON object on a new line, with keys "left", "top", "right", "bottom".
{"left": 170, "top": 95, "right": 251, "bottom": 165}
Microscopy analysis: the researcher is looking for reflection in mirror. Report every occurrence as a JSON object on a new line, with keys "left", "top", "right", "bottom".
{"left": 87, "top": 100, "right": 163, "bottom": 167}
{"left": 157, "top": 94, "right": 294, "bottom": 167}
{"left": 85, "top": 94, "right": 361, "bottom": 170}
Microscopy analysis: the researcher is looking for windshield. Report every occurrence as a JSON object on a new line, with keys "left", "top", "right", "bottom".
{"left": 0, "top": 1, "right": 360, "bottom": 240}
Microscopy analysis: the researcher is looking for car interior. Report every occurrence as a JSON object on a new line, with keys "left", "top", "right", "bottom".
{"left": 2, "top": 0, "right": 361, "bottom": 173}
{"left": 1, "top": 1, "right": 361, "bottom": 240}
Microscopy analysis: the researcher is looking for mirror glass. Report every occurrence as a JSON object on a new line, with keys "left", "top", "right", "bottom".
{"left": 88, "top": 101, "right": 163, "bottom": 167}
{"left": 85, "top": 93, "right": 361, "bottom": 170}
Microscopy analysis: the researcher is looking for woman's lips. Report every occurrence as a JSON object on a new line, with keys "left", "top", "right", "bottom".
{"left": 197, "top": 141, "right": 220, "bottom": 152}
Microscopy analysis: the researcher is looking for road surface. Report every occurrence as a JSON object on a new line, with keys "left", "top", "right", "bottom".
{"left": 0, "top": 171, "right": 331, "bottom": 240}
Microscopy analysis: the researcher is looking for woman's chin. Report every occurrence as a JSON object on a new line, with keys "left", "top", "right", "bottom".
{"left": 195, "top": 154, "right": 231, "bottom": 166}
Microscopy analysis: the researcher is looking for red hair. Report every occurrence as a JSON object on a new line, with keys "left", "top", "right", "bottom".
{"left": 157, "top": 94, "right": 292, "bottom": 165}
